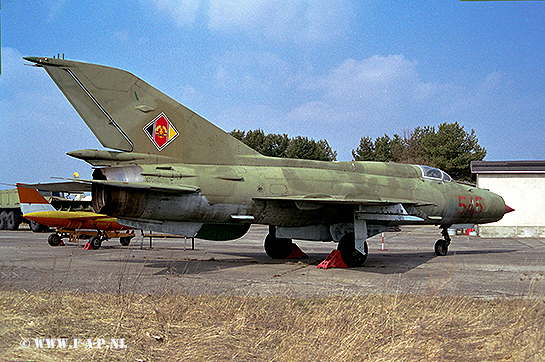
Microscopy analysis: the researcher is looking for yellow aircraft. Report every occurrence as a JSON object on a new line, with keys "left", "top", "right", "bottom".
{"left": 17, "top": 185, "right": 134, "bottom": 249}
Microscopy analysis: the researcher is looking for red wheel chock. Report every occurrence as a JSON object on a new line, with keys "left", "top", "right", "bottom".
{"left": 83, "top": 242, "right": 93, "bottom": 250}
{"left": 286, "top": 243, "right": 309, "bottom": 259}
{"left": 317, "top": 250, "right": 347, "bottom": 269}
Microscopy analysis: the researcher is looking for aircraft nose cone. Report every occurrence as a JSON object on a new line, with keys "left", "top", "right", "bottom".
{"left": 505, "top": 205, "right": 515, "bottom": 214}
{"left": 472, "top": 189, "right": 510, "bottom": 223}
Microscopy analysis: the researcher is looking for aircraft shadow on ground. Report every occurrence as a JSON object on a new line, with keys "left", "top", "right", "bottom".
{"left": 102, "top": 248, "right": 518, "bottom": 276}
{"left": 363, "top": 249, "right": 519, "bottom": 274}
{"left": 107, "top": 257, "right": 265, "bottom": 276}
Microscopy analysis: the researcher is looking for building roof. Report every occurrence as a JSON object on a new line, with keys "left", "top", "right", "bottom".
{"left": 471, "top": 160, "right": 545, "bottom": 174}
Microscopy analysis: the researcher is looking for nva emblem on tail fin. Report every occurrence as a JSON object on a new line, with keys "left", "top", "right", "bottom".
{"left": 143, "top": 113, "right": 179, "bottom": 151}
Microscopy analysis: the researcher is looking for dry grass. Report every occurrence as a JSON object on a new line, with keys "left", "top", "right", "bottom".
{"left": 1, "top": 290, "right": 544, "bottom": 361}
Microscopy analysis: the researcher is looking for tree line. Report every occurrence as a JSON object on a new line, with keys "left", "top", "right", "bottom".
{"left": 230, "top": 122, "right": 486, "bottom": 181}
{"left": 230, "top": 129, "right": 338, "bottom": 161}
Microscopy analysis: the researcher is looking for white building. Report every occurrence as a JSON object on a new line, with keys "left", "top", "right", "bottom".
{"left": 471, "top": 161, "right": 545, "bottom": 238}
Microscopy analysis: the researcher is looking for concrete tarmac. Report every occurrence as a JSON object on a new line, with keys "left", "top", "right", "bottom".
{"left": 1, "top": 225, "right": 544, "bottom": 298}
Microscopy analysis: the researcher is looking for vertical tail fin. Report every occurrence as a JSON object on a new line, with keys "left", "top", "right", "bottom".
{"left": 16, "top": 185, "right": 56, "bottom": 215}
{"left": 24, "top": 57, "right": 261, "bottom": 165}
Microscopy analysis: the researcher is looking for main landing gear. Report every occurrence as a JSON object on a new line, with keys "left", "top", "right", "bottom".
{"left": 263, "top": 226, "right": 368, "bottom": 267}
{"left": 434, "top": 226, "right": 451, "bottom": 256}
{"left": 264, "top": 226, "right": 307, "bottom": 259}
{"left": 337, "top": 232, "right": 368, "bottom": 267}
{"left": 264, "top": 225, "right": 295, "bottom": 259}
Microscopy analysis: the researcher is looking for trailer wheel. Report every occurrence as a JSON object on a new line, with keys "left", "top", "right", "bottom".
{"left": 48, "top": 234, "right": 63, "bottom": 246}
{"left": 30, "top": 221, "right": 49, "bottom": 232}
{"left": 119, "top": 236, "right": 132, "bottom": 246}
{"left": 90, "top": 235, "right": 102, "bottom": 249}
{"left": 0, "top": 211, "right": 7, "bottom": 230}
{"left": 6, "top": 211, "right": 20, "bottom": 230}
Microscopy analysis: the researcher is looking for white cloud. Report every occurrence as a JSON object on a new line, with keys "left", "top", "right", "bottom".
{"left": 146, "top": 0, "right": 202, "bottom": 26}
{"left": 214, "top": 51, "right": 292, "bottom": 93}
{"left": 145, "top": 0, "right": 353, "bottom": 44}
{"left": 208, "top": 0, "right": 352, "bottom": 43}
{"left": 311, "top": 55, "right": 421, "bottom": 102}
{"left": 47, "top": 0, "right": 67, "bottom": 23}
{"left": 184, "top": 50, "right": 526, "bottom": 160}
{"left": 293, "top": 54, "right": 440, "bottom": 130}
{"left": 436, "top": 71, "right": 507, "bottom": 118}
{"left": 206, "top": 54, "right": 448, "bottom": 159}
{"left": 272, "top": 54, "right": 523, "bottom": 160}
{"left": 295, "top": 54, "right": 512, "bottom": 128}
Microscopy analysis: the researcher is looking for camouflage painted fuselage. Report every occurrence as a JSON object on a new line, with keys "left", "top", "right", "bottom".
{"left": 88, "top": 155, "right": 506, "bottom": 241}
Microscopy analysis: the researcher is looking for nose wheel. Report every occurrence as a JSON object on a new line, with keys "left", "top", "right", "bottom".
{"left": 434, "top": 226, "right": 451, "bottom": 256}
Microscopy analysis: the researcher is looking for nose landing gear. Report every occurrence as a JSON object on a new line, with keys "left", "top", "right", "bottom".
{"left": 434, "top": 226, "right": 452, "bottom": 256}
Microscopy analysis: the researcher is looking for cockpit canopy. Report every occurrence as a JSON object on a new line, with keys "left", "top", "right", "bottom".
{"left": 418, "top": 165, "right": 452, "bottom": 182}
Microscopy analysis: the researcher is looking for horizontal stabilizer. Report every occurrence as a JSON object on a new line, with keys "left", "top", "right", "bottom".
{"left": 67, "top": 149, "right": 177, "bottom": 166}
{"left": 70, "top": 178, "right": 200, "bottom": 194}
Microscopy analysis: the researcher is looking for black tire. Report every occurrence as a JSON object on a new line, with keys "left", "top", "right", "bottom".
{"left": 48, "top": 234, "right": 63, "bottom": 246}
{"left": 119, "top": 236, "right": 132, "bottom": 246}
{"left": 90, "top": 235, "right": 102, "bottom": 250}
{"left": 6, "top": 211, "right": 21, "bottom": 230}
{"left": 30, "top": 220, "right": 49, "bottom": 232}
{"left": 0, "top": 211, "right": 7, "bottom": 230}
{"left": 434, "top": 239, "right": 449, "bottom": 256}
{"left": 337, "top": 233, "right": 368, "bottom": 267}
{"left": 264, "top": 233, "right": 293, "bottom": 259}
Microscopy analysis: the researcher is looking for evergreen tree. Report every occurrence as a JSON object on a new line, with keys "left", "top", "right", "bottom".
{"left": 351, "top": 122, "right": 486, "bottom": 181}
{"left": 230, "top": 129, "right": 336, "bottom": 161}
{"left": 352, "top": 136, "right": 375, "bottom": 161}
{"left": 374, "top": 135, "right": 395, "bottom": 162}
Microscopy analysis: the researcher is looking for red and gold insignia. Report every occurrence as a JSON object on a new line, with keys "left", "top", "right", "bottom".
{"left": 143, "top": 113, "right": 179, "bottom": 151}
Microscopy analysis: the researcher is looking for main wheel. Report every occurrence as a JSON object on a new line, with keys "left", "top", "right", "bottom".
{"left": 48, "top": 234, "right": 63, "bottom": 246}
{"left": 90, "top": 235, "right": 102, "bottom": 250}
{"left": 434, "top": 239, "right": 449, "bottom": 256}
{"left": 264, "top": 234, "right": 293, "bottom": 259}
{"left": 337, "top": 233, "right": 368, "bottom": 267}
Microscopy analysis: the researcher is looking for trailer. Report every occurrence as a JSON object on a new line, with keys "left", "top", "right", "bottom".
{"left": 0, "top": 189, "right": 23, "bottom": 230}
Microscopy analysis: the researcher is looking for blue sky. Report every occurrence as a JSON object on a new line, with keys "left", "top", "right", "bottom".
{"left": 1, "top": 0, "right": 545, "bottom": 186}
